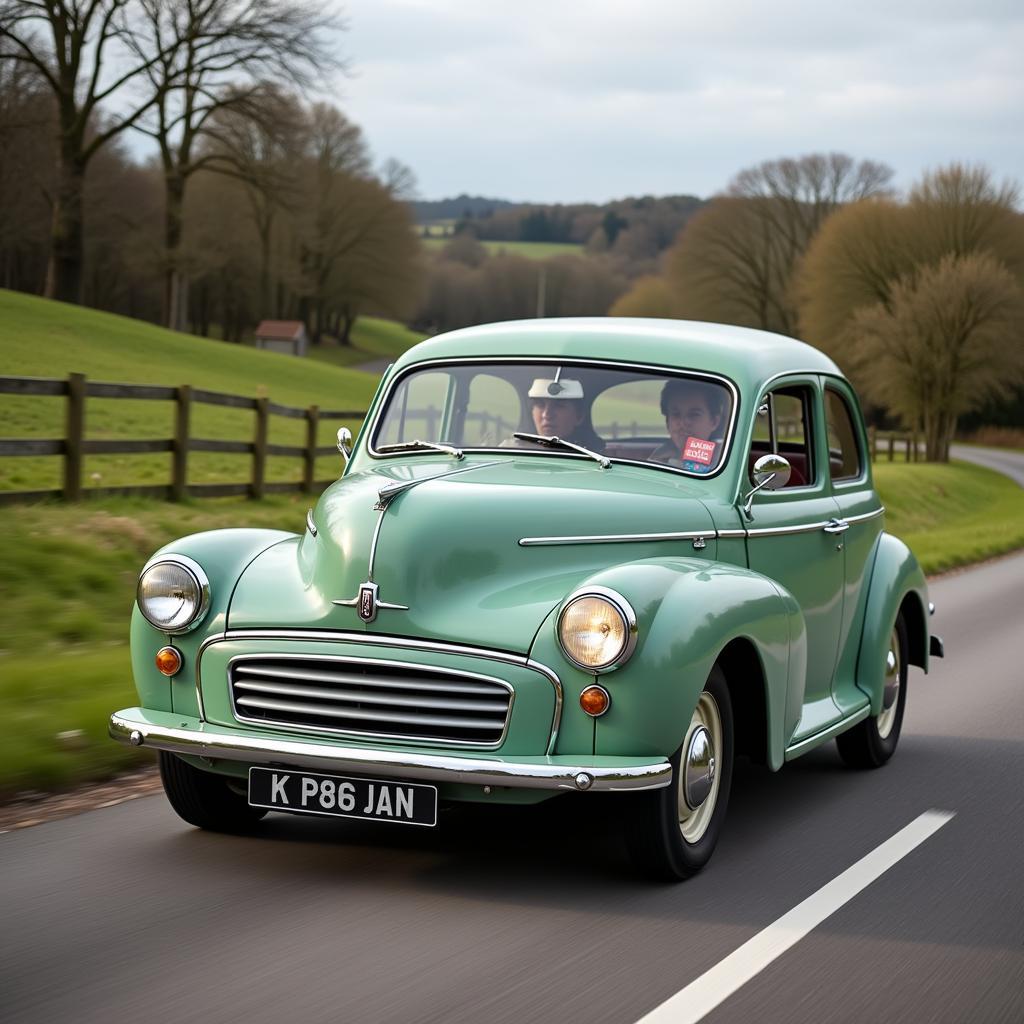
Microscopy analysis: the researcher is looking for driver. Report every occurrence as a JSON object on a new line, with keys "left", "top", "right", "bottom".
{"left": 525, "top": 373, "right": 605, "bottom": 452}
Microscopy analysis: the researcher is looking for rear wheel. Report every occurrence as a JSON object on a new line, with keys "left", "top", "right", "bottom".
{"left": 626, "top": 665, "right": 734, "bottom": 880}
{"left": 159, "top": 752, "right": 267, "bottom": 832}
{"left": 836, "top": 613, "right": 908, "bottom": 769}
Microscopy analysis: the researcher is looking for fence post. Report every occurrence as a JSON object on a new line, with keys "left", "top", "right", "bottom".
{"left": 887, "top": 434, "right": 894, "bottom": 462}
{"left": 64, "top": 372, "right": 85, "bottom": 501}
{"left": 868, "top": 426, "right": 876, "bottom": 461}
{"left": 303, "top": 404, "right": 319, "bottom": 493}
{"left": 906, "top": 433, "right": 912, "bottom": 463}
{"left": 251, "top": 396, "right": 269, "bottom": 499}
{"left": 172, "top": 384, "right": 191, "bottom": 501}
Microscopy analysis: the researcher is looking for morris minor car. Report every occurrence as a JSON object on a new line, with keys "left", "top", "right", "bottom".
{"left": 111, "top": 319, "right": 944, "bottom": 879}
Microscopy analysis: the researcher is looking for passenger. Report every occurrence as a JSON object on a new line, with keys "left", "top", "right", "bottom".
{"left": 649, "top": 379, "right": 724, "bottom": 473}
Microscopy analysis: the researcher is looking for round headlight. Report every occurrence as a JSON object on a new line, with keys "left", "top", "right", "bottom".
{"left": 558, "top": 589, "right": 637, "bottom": 671}
{"left": 137, "top": 556, "right": 210, "bottom": 634}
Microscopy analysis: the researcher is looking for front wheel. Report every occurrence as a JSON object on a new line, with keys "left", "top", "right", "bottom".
{"left": 626, "top": 665, "right": 734, "bottom": 881}
{"left": 159, "top": 752, "right": 267, "bottom": 832}
{"left": 836, "top": 613, "right": 909, "bottom": 769}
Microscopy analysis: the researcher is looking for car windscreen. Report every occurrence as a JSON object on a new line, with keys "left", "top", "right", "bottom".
{"left": 370, "top": 361, "right": 736, "bottom": 477}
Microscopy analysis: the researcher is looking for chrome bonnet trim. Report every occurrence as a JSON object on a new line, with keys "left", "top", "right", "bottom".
{"left": 520, "top": 530, "right": 711, "bottom": 546}
{"left": 109, "top": 711, "right": 671, "bottom": 792}
{"left": 197, "top": 631, "right": 565, "bottom": 756}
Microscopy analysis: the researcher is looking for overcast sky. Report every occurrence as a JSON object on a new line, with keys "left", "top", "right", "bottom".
{"left": 333, "top": 0, "right": 1023, "bottom": 204}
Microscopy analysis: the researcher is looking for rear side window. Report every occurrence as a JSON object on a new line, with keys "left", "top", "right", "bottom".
{"left": 825, "top": 388, "right": 862, "bottom": 481}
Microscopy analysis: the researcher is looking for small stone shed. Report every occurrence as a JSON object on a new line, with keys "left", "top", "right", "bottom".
{"left": 254, "top": 320, "right": 308, "bottom": 357}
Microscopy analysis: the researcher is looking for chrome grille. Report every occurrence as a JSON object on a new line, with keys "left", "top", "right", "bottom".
{"left": 229, "top": 657, "right": 513, "bottom": 746}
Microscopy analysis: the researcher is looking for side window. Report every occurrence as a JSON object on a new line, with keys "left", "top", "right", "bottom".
{"left": 750, "top": 385, "right": 815, "bottom": 488}
{"left": 825, "top": 388, "right": 863, "bottom": 481}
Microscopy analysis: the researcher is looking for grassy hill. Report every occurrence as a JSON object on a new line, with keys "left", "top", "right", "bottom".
{"left": 0, "top": 291, "right": 423, "bottom": 492}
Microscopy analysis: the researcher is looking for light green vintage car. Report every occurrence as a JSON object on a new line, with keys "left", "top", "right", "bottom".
{"left": 111, "top": 319, "right": 944, "bottom": 879}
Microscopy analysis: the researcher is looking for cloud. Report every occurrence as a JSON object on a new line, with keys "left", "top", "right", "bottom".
{"left": 338, "top": 0, "right": 1024, "bottom": 201}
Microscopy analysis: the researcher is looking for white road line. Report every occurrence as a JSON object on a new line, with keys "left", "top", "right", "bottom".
{"left": 636, "top": 809, "right": 956, "bottom": 1024}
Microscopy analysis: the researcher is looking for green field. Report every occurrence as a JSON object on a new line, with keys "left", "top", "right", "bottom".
{"left": 421, "top": 237, "right": 585, "bottom": 260}
{"left": 0, "top": 291, "right": 424, "bottom": 492}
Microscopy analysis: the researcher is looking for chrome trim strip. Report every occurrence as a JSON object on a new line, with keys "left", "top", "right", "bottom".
{"left": 110, "top": 711, "right": 671, "bottom": 792}
{"left": 520, "top": 530, "right": 711, "bottom": 546}
{"left": 365, "top": 355, "right": 740, "bottom": 482}
{"left": 197, "top": 631, "right": 565, "bottom": 756}
{"left": 518, "top": 513, "right": 883, "bottom": 547}
{"left": 746, "top": 520, "right": 833, "bottom": 538}
{"left": 227, "top": 652, "right": 514, "bottom": 750}
{"left": 843, "top": 506, "right": 885, "bottom": 525}
{"left": 305, "top": 509, "right": 317, "bottom": 537}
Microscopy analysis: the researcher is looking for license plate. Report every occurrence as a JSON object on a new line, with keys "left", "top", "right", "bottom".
{"left": 248, "top": 767, "right": 437, "bottom": 827}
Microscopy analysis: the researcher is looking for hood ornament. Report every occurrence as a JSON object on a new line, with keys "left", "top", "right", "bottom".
{"left": 333, "top": 581, "right": 408, "bottom": 623}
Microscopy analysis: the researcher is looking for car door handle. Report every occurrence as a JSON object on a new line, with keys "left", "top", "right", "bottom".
{"left": 823, "top": 518, "right": 849, "bottom": 534}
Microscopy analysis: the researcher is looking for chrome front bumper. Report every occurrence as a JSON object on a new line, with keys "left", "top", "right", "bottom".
{"left": 110, "top": 709, "right": 672, "bottom": 793}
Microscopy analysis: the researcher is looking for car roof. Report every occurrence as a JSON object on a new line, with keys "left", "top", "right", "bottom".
{"left": 395, "top": 318, "right": 843, "bottom": 393}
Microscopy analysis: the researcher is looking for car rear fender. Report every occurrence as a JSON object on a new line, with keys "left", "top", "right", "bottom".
{"left": 856, "top": 532, "right": 930, "bottom": 716}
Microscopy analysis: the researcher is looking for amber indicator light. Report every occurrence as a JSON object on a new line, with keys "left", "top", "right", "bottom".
{"left": 155, "top": 646, "right": 183, "bottom": 677}
{"left": 579, "top": 685, "right": 610, "bottom": 717}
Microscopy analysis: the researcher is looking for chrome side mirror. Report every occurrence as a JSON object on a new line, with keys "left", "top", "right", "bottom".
{"left": 742, "top": 453, "right": 792, "bottom": 519}
{"left": 337, "top": 427, "right": 352, "bottom": 465}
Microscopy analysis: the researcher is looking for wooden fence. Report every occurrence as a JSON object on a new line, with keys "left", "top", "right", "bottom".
{"left": 0, "top": 373, "right": 365, "bottom": 506}
{"left": 868, "top": 428, "right": 924, "bottom": 462}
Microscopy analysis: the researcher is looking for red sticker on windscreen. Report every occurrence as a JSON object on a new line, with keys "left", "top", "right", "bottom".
{"left": 683, "top": 437, "right": 716, "bottom": 465}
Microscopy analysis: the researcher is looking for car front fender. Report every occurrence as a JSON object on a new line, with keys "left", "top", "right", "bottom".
{"left": 131, "top": 528, "right": 295, "bottom": 716}
{"left": 529, "top": 557, "right": 805, "bottom": 771}
{"left": 856, "top": 532, "right": 930, "bottom": 716}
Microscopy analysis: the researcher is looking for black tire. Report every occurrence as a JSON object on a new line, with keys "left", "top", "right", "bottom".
{"left": 626, "top": 665, "right": 734, "bottom": 881}
{"left": 836, "top": 613, "right": 909, "bottom": 769}
{"left": 158, "top": 751, "right": 267, "bottom": 832}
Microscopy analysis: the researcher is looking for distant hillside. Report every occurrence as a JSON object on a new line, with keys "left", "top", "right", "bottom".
{"left": 412, "top": 195, "right": 522, "bottom": 223}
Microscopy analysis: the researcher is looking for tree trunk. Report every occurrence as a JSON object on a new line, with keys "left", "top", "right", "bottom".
{"left": 164, "top": 172, "right": 187, "bottom": 330}
{"left": 44, "top": 148, "right": 87, "bottom": 304}
{"left": 340, "top": 308, "right": 355, "bottom": 346}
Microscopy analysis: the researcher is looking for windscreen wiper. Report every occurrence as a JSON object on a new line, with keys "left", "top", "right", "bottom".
{"left": 377, "top": 440, "right": 464, "bottom": 460}
{"left": 512, "top": 432, "right": 610, "bottom": 469}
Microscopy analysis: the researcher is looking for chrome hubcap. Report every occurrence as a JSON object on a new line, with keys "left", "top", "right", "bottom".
{"left": 678, "top": 691, "right": 723, "bottom": 844}
{"left": 877, "top": 628, "right": 901, "bottom": 739}
{"left": 683, "top": 725, "right": 716, "bottom": 810}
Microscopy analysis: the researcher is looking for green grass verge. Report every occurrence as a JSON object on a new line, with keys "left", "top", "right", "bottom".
{"left": 872, "top": 459, "right": 1024, "bottom": 574}
{"left": 0, "top": 292, "right": 428, "bottom": 492}
{"left": 421, "top": 237, "right": 585, "bottom": 259}
{"left": 1, "top": 460, "right": 1022, "bottom": 798}
{"left": 0, "top": 494, "right": 309, "bottom": 797}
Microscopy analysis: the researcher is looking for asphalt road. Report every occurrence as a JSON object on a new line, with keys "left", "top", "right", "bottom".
{"left": 3, "top": 554, "right": 1023, "bottom": 1024}
{"left": 950, "top": 444, "right": 1024, "bottom": 487}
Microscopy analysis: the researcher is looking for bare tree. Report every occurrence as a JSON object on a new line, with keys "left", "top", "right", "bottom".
{"left": 125, "top": 0, "right": 346, "bottom": 329}
{"left": 0, "top": 0, "right": 176, "bottom": 302}
{"left": 850, "top": 253, "right": 1023, "bottom": 460}
{"left": 635, "top": 153, "right": 894, "bottom": 334}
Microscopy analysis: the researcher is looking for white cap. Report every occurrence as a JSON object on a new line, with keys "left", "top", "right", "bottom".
{"left": 528, "top": 377, "right": 584, "bottom": 399}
